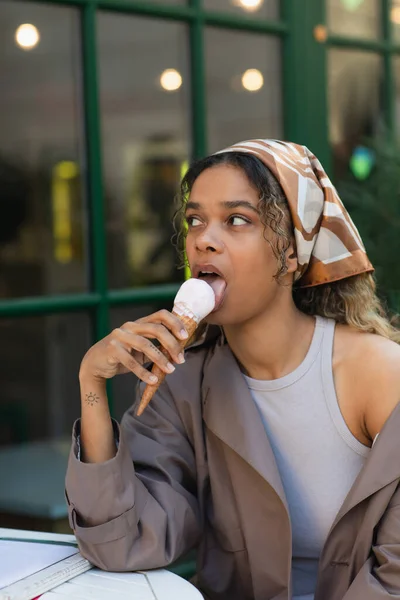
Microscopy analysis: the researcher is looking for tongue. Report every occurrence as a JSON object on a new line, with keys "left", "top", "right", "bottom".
{"left": 202, "top": 276, "right": 227, "bottom": 310}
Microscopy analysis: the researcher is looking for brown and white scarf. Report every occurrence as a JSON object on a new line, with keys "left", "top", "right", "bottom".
{"left": 215, "top": 139, "right": 374, "bottom": 288}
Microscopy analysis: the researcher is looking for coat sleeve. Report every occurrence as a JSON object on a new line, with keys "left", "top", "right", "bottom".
{"left": 343, "top": 497, "right": 400, "bottom": 598}
{"left": 65, "top": 380, "right": 202, "bottom": 572}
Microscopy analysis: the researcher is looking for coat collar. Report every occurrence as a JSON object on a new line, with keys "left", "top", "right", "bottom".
{"left": 202, "top": 341, "right": 289, "bottom": 513}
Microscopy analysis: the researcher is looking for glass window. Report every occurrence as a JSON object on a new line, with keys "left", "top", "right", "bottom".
{"left": 328, "top": 49, "right": 383, "bottom": 178}
{"left": 98, "top": 14, "right": 190, "bottom": 291}
{"left": 205, "top": 28, "right": 283, "bottom": 152}
{"left": 392, "top": 0, "right": 400, "bottom": 42}
{"left": 326, "top": 0, "right": 381, "bottom": 39}
{"left": 0, "top": 312, "right": 90, "bottom": 445}
{"left": 0, "top": 1, "right": 88, "bottom": 298}
{"left": 327, "top": 49, "right": 399, "bottom": 306}
{"left": 203, "top": 0, "right": 279, "bottom": 20}
{"left": 395, "top": 56, "right": 400, "bottom": 130}
{"left": 0, "top": 311, "right": 90, "bottom": 532}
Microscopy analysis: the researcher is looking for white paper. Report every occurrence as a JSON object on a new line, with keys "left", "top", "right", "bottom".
{"left": 0, "top": 540, "right": 78, "bottom": 589}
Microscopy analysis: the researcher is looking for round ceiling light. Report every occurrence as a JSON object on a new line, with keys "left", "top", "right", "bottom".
{"left": 160, "top": 69, "right": 182, "bottom": 92}
{"left": 391, "top": 6, "right": 400, "bottom": 25}
{"left": 242, "top": 69, "right": 264, "bottom": 92}
{"left": 15, "top": 23, "right": 40, "bottom": 50}
{"left": 236, "top": 0, "right": 264, "bottom": 12}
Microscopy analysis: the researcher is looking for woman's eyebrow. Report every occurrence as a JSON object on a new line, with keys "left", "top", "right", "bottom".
{"left": 185, "top": 201, "right": 201, "bottom": 211}
{"left": 222, "top": 200, "right": 259, "bottom": 214}
{"left": 185, "top": 200, "right": 259, "bottom": 214}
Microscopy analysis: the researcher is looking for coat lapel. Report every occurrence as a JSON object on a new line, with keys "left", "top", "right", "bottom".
{"left": 202, "top": 341, "right": 289, "bottom": 512}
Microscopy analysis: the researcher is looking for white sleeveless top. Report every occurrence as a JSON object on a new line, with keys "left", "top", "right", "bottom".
{"left": 243, "top": 316, "right": 370, "bottom": 600}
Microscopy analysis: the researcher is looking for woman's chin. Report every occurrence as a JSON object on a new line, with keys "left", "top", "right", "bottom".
{"left": 204, "top": 305, "right": 227, "bottom": 326}
{"left": 204, "top": 304, "right": 235, "bottom": 327}
{"left": 204, "top": 313, "right": 223, "bottom": 326}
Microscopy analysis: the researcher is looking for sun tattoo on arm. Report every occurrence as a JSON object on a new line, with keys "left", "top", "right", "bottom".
{"left": 85, "top": 392, "right": 100, "bottom": 406}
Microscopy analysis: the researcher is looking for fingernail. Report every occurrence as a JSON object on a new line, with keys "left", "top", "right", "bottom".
{"left": 177, "top": 353, "right": 185, "bottom": 364}
{"left": 166, "top": 362, "right": 176, "bottom": 373}
{"left": 149, "top": 375, "right": 158, "bottom": 384}
{"left": 180, "top": 329, "right": 189, "bottom": 339}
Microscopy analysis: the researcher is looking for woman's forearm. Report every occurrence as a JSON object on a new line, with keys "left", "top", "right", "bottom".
{"left": 79, "top": 373, "right": 117, "bottom": 463}
{"left": 75, "top": 308, "right": 187, "bottom": 462}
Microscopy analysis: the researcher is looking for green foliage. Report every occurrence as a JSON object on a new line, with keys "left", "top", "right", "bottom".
{"left": 337, "top": 137, "right": 400, "bottom": 311}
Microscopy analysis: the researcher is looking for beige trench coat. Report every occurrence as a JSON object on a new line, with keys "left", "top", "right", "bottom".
{"left": 66, "top": 329, "right": 400, "bottom": 600}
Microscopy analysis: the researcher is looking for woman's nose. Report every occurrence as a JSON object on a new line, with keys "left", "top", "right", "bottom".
{"left": 195, "top": 225, "right": 224, "bottom": 253}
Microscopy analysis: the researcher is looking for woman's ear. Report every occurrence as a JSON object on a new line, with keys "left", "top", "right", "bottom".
{"left": 285, "top": 241, "right": 298, "bottom": 275}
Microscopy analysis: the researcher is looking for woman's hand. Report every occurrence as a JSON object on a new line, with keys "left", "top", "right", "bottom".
{"left": 79, "top": 310, "right": 189, "bottom": 386}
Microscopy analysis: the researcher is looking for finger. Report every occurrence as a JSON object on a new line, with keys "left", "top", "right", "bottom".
{"left": 109, "top": 340, "right": 159, "bottom": 385}
{"left": 138, "top": 309, "right": 189, "bottom": 341}
{"left": 120, "top": 322, "right": 185, "bottom": 364}
{"left": 113, "top": 329, "right": 178, "bottom": 374}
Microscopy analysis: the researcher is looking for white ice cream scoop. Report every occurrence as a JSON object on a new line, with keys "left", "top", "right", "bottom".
{"left": 173, "top": 278, "right": 216, "bottom": 322}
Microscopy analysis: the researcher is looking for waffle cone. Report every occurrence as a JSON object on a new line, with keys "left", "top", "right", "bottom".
{"left": 136, "top": 312, "right": 198, "bottom": 416}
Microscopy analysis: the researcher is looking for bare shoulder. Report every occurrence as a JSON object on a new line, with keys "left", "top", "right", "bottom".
{"left": 334, "top": 323, "right": 400, "bottom": 440}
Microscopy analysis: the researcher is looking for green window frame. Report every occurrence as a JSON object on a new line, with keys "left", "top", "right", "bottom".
{"left": 3, "top": 0, "right": 397, "bottom": 413}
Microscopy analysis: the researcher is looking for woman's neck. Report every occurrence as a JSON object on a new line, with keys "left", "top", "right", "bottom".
{"left": 223, "top": 299, "right": 316, "bottom": 381}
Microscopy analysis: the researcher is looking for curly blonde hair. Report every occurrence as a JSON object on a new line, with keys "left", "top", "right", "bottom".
{"left": 295, "top": 274, "right": 400, "bottom": 343}
{"left": 174, "top": 152, "right": 400, "bottom": 343}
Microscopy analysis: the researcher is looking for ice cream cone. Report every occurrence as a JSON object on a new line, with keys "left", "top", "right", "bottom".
{"left": 136, "top": 278, "right": 216, "bottom": 417}
{"left": 136, "top": 310, "right": 198, "bottom": 416}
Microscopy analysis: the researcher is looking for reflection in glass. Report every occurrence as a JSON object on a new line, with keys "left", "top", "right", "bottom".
{"left": 98, "top": 14, "right": 190, "bottom": 290}
{"left": 395, "top": 57, "right": 400, "bottom": 131}
{"left": 205, "top": 28, "right": 283, "bottom": 152}
{"left": 0, "top": 1, "right": 87, "bottom": 298}
{"left": 327, "top": 0, "right": 381, "bottom": 39}
{"left": 328, "top": 49, "right": 400, "bottom": 307}
{"left": 0, "top": 312, "right": 90, "bottom": 445}
{"left": 392, "top": 0, "right": 400, "bottom": 42}
{"left": 204, "top": 0, "right": 279, "bottom": 20}
{"left": 15, "top": 23, "right": 40, "bottom": 50}
{"left": 328, "top": 49, "right": 383, "bottom": 178}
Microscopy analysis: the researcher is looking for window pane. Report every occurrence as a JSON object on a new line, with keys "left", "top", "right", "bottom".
{"left": 205, "top": 28, "right": 283, "bottom": 152}
{"left": 110, "top": 301, "right": 173, "bottom": 420}
{"left": 392, "top": 0, "right": 400, "bottom": 42}
{"left": 328, "top": 49, "right": 383, "bottom": 178}
{"left": 0, "top": 1, "right": 88, "bottom": 298}
{"left": 0, "top": 311, "right": 90, "bottom": 531}
{"left": 327, "top": 0, "right": 381, "bottom": 39}
{"left": 203, "top": 0, "right": 279, "bottom": 19}
{"left": 0, "top": 312, "right": 90, "bottom": 446}
{"left": 395, "top": 57, "right": 400, "bottom": 130}
{"left": 327, "top": 50, "right": 399, "bottom": 306}
{"left": 98, "top": 14, "right": 190, "bottom": 290}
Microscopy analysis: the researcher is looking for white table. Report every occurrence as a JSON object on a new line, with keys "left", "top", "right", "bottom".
{"left": 0, "top": 528, "right": 203, "bottom": 600}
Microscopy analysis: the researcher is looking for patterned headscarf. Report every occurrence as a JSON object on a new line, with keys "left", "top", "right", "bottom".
{"left": 215, "top": 139, "right": 374, "bottom": 288}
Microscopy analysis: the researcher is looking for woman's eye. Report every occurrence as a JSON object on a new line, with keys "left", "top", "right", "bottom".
{"left": 186, "top": 216, "right": 202, "bottom": 227}
{"left": 230, "top": 215, "right": 249, "bottom": 226}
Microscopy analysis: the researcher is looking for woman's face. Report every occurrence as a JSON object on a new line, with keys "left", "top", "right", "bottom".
{"left": 185, "top": 164, "right": 297, "bottom": 326}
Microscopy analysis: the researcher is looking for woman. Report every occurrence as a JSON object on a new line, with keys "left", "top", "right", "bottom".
{"left": 66, "top": 140, "right": 400, "bottom": 600}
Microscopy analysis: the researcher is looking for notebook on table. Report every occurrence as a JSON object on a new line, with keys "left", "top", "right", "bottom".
{"left": 0, "top": 538, "right": 92, "bottom": 600}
